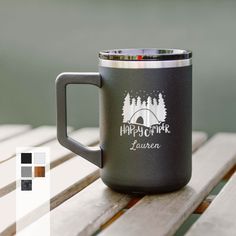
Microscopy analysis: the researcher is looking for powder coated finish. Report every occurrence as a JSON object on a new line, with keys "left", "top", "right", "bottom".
{"left": 56, "top": 48, "right": 192, "bottom": 194}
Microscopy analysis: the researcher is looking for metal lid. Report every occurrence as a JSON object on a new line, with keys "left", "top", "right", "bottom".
{"left": 99, "top": 48, "right": 192, "bottom": 61}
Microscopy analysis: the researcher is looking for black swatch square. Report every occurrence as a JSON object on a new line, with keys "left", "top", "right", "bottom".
{"left": 21, "top": 180, "right": 32, "bottom": 191}
{"left": 21, "top": 153, "right": 32, "bottom": 164}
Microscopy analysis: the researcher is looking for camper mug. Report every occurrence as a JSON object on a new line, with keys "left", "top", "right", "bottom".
{"left": 56, "top": 48, "right": 192, "bottom": 194}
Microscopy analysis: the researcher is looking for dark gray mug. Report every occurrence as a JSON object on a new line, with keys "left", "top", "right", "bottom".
{"left": 56, "top": 48, "right": 192, "bottom": 194}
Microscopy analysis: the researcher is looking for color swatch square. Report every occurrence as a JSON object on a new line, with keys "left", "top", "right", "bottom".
{"left": 34, "top": 152, "right": 46, "bottom": 165}
{"left": 21, "top": 180, "right": 32, "bottom": 191}
{"left": 21, "top": 166, "right": 32, "bottom": 177}
{"left": 34, "top": 166, "right": 45, "bottom": 177}
{"left": 21, "top": 153, "right": 32, "bottom": 164}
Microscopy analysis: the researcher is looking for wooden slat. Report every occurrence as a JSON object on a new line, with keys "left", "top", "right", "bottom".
{"left": 0, "top": 126, "right": 57, "bottom": 163}
{"left": 50, "top": 155, "right": 99, "bottom": 210}
{"left": 0, "top": 159, "right": 22, "bottom": 197}
{"left": 186, "top": 173, "right": 236, "bottom": 236}
{"left": 0, "top": 128, "right": 99, "bottom": 197}
{"left": 0, "top": 128, "right": 100, "bottom": 235}
{"left": 23, "top": 131, "right": 207, "bottom": 236}
{"left": 99, "top": 133, "right": 236, "bottom": 236}
{"left": 0, "top": 125, "right": 31, "bottom": 141}
{"left": 192, "top": 131, "right": 207, "bottom": 152}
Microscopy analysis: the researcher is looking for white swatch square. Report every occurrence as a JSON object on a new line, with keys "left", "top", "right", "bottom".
{"left": 34, "top": 152, "right": 46, "bottom": 165}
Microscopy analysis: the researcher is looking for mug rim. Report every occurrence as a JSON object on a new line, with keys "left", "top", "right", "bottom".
{"left": 99, "top": 48, "right": 192, "bottom": 61}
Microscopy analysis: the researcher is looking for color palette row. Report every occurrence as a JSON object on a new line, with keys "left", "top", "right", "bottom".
{"left": 20, "top": 152, "right": 46, "bottom": 191}
{"left": 21, "top": 166, "right": 45, "bottom": 177}
{"left": 21, "top": 152, "right": 45, "bottom": 164}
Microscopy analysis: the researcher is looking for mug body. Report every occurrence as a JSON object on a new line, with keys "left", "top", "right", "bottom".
{"left": 98, "top": 49, "right": 192, "bottom": 194}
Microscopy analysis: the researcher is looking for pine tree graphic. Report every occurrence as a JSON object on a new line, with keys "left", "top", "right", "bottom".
{"left": 121, "top": 91, "right": 167, "bottom": 127}
{"left": 122, "top": 93, "right": 131, "bottom": 122}
{"left": 157, "top": 93, "right": 167, "bottom": 122}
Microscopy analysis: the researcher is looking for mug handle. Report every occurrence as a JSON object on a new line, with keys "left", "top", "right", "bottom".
{"left": 56, "top": 72, "right": 102, "bottom": 167}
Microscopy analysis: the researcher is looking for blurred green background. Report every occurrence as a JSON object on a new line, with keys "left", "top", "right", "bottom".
{"left": 1, "top": 0, "right": 236, "bottom": 136}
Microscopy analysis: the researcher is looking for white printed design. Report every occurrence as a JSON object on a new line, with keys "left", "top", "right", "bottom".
{"left": 122, "top": 92, "right": 167, "bottom": 128}
{"left": 120, "top": 90, "right": 171, "bottom": 142}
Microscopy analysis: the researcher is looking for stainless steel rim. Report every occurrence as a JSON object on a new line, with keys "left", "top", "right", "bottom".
{"left": 99, "top": 58, "right": 192, "bottom": 69}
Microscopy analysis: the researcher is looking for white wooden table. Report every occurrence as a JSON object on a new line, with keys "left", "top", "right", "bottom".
{"left": 0, "top": 124, "right": 236, "bottom": 236}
